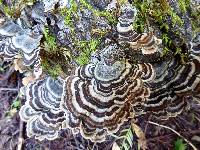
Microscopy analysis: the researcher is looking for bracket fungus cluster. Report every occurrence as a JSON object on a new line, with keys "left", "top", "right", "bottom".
{"left": 61, "top": 44, "right": 154, "bottom": 142}
{"left": 132, "top": 33, "right": 200, "bottom": 119}
{"left": 0, "top": 0, "right": 200, "bottom": 143}
{"left": 19, "top": 76, "right": 65, "bottom": 140}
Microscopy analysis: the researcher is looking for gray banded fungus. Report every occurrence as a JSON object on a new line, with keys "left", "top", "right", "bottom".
{"left": 19, "top": 76, "right": 65, "bottom": 141}
{"left": 61, "top": 44, "right": 154, "bottom": 142}
{"left": 117, "top": 4, "right": 162, "bottom": 55}
{"left": 0, "top": 17, "right": 42, "bottom": 66}
{"left": 12, "top": 29, "right": 42, "bottom": 66}
{"left": 0, "top": 18, "right": 22, "bottom": 59}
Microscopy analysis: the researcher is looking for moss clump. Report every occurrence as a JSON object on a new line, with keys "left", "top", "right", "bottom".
{"left": 40, "top": 47, "right": 71, "bottom": 78}
{"left": 43, "top": 27, "right": 57, "bottom": 52}
{"left": 190, "top": 8, "right": 200, "bottom": 35}
{"left": 60, "top": 0, "right": 117, "bottom": 31}
{"left": 79, "top": 0, "right": 117, "bottom": 24}
{"left": 60, "top": 0, "right": 78, "bottom": 30}
{"left": 41, "top": 58, "right": 64, "bottom": 78}
{"left": 132, "top": 0, "right": 150, "bottom": 32}
{"left": 177, "top": 0, "right": 190, "bottom": 14}
{"left": 58, "top": 0, "right": 113, "bottom": 67}
{"left": 132, "top": 0, "right": 184, "bottom": 31}
{"left": 75, "top": 39, "right": 100, "bottom": 65}
{"left": 0, "top": 4, "right": 16, "bottom": 17}
{"left": 41, "top": 27, "right": 71, "bottom": 78}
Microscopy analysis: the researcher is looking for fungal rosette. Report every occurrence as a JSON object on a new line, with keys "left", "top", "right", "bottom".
{"left": 117, "top": 4, "right": 162, "bottom": 55}
{"left": 61, "top": 44, "right": 154, "bottom": 142}
{"left": 134, "top": 33, "right": 200, "bottom": 119}
{"left": 19, "top": 76, "right": 65, "bottom": 140}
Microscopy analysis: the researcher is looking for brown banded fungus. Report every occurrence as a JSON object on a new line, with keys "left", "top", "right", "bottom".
{"left": 117, "top": 4, "right": 162, "bottom": 55}
{"left": 19, "top": 76, "right": 65, "bottom": 140}
{"left": 61, "top": 44, "right": 154, "bottom": 142}
{"left": 134, "top": 33, "right": 200, "bottom": 119}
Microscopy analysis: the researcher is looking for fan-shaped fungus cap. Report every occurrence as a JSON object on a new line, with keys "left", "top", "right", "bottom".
{"left": 0, "top": 19, "right": 22, "bottom": 59}
{"left": 19, "top": 76, "right": 65, "bottom": 141}
{"left": 117, "top": 3, "right": 137, "bottom": 33}
{"left": 12, "top": 29, "right": 42, "bottom": 66}
{"left": 0, "top": 18, "right": 42, "bottom": 66}
{"left": 61, "top": 44, "right": 154, "bottom": 142}
{"left": 0, "top": 19, "right": 22, "bottom": 37}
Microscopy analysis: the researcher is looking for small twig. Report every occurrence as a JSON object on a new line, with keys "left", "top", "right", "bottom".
{"left": 146, "top": 129, "right": 200, "bottom": 142}
{"left": 0, "top": 67, "right": 14, "bottom": 80}
{"left": 73, "top": 133, "right": 79, "bottom": 148}
{"left": 17, "top": 120, "right": 24, "bottom": 150}
{"left": 195, "top": 115, "right": 200, "bottom": 123}
{"left": 148, "top": 121, "right": 198, "bottom": 150}
{"left": 177, "top": 116, "right": 195, "bottom": 128}
{"left": 0, "top": 88, "right": 19, "bottom": 91}
{"left": 144, "top": 115, "right": 152, "bottom": 135}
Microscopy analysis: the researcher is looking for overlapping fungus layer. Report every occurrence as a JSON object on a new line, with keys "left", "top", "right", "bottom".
{"left": 16, "top": 1, "right": 200, "bottom": 143}
{"left": 134, "top": 33, "right": 200, "bottom": 119}
{"left": 61, "top": 45, "right": 154, "bottom": 142}
{"left": 19, "top": 76, "right": 65, "bottom": 140}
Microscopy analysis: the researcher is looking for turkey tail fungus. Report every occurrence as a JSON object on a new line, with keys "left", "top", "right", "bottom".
{"left": 11, "top": 1, "right": 200, "bottom": 144}
{"left": 19, "top": 76, "right": 65, "bottom": 140}
{"left": 61, "top": 44, "right": 154, "bottom": 142}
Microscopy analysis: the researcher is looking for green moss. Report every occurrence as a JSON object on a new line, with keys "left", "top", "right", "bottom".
{"left": 60, "top": 0, "right": 78, "bottom": 29}
{"left": 40, "top": 47, "right": 71, "bottom": 78}
{"left": 41, "top": 59, "right": 63, "bottom": 78}
{"left": 177, "top": 0, "right": 190, "bottom": 14}
{"left": 79, "top": 0, "right": 117, "bottom": 24}
{"left": 11, "top": 98, "right": 21, "bottom": 109}
{"left": 132, "top": 0, "right": 150, "bottom": 32}
{"left": 41, "top": 26, "right": 71, "bottom": 78}
{"left": 91, "top": 28, "right": 109, "bottom": 37}
{"left": 160, "top": 23, "right": 169, "bottom": 32}
{"left": 169, "top": 11, "right": 184, "bottom": 27}
{"left": 59, "top": 0, "right": 115, "bottom": 62}
{"left": 2, "top": 5, "right": 15, "bottom": 17}
{"left": 132, "top": 0, "right": 192, "bottom": 63}
{"left": 60, "top": 0, "right": 117, "bottom": 32}
{"left": 43, "top": 27, "right": 57, "bottom": 52}
{"left": 191, "top": 10, "right": 200, "bottom": 35}
{"left": 58, "top": 0, "right": 117, "bottom": 67}
{"left": 118, "top": 0, "right": 128, "bottom": 5}
{"left": 161, "top": 47, "right": 170, "bottom": 57}
{"left": 75, "top": 39, "right": 100, "bottom": 65}
{"left": 162, "top": 33, "right": 172, "bottom": 46}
